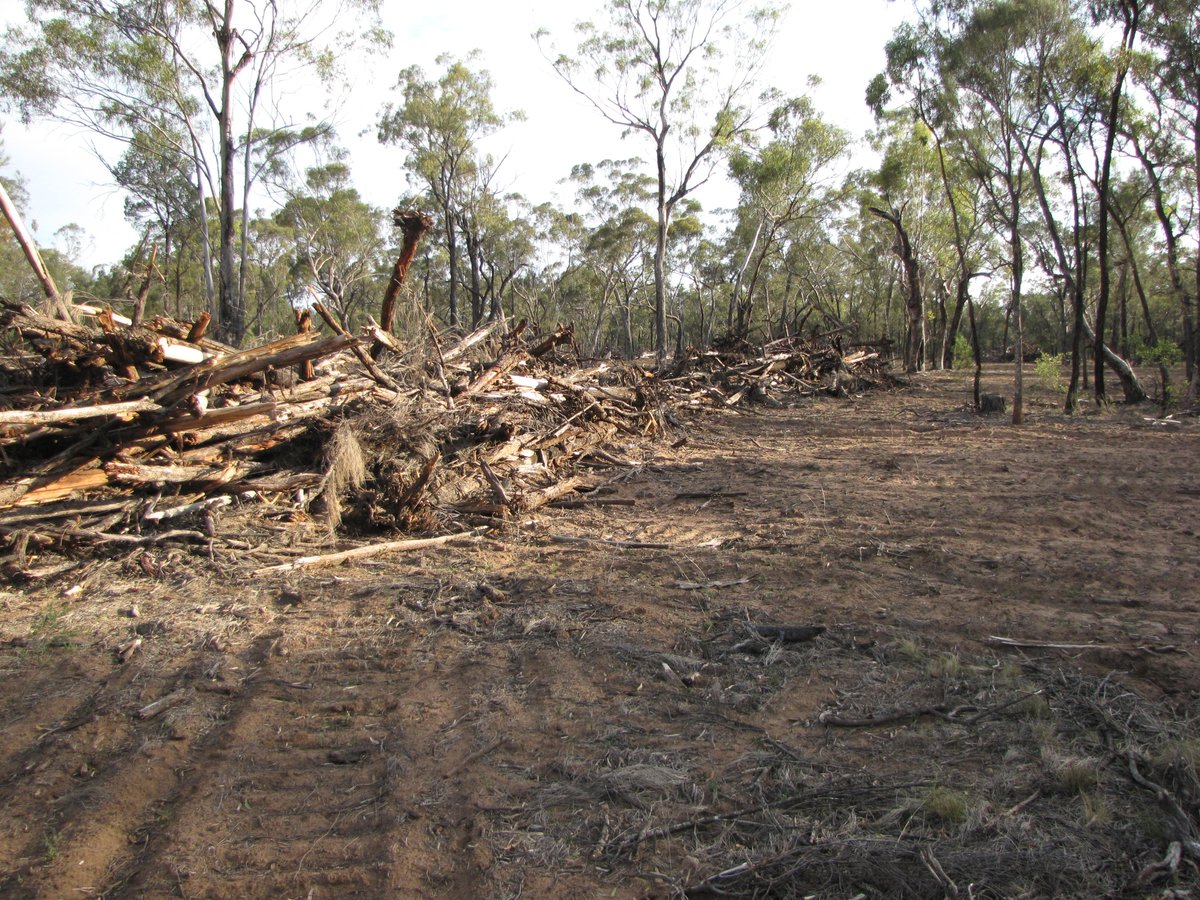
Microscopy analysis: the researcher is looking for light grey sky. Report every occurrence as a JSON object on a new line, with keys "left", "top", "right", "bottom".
{"left": 1, "top": 0, "right": 910, "bottom": 269}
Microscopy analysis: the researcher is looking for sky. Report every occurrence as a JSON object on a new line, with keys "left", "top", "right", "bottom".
{"left": 1, "top": 0, "right": 912, "bottom": 270}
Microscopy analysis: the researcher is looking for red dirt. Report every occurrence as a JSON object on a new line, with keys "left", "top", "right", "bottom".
{"left": 1, "top": 366, "right": 1197, "bottom": 898}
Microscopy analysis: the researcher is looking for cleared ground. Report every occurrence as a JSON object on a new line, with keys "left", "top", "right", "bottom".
{"left": 2, "top": 366, "right": 1198, "bottom": 898}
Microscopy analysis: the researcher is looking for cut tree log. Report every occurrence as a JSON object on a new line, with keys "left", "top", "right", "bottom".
{"left": 146, "top": 331, "right": 355, "bottom": 405}
{"left": 310, "top": 301, "right": 401, "bottom": 393}
{"left": 0, "top": 400, "right": 161, "bottom": 426}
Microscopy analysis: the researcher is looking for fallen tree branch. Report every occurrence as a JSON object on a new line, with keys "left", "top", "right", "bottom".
{"left": 819, "top": 690, "right": 1044, "bottom": 728}
{"left": 0, "top": 399, "right": 162, "bottom": 426}
{"left": 256, "top": 527, "right": 493, "bottom": 574}
{"left": 0, "top": 524, "right": 208, "bottom": 545}
{"left": 546, "top": 535, "right": 672, "bottom": 550}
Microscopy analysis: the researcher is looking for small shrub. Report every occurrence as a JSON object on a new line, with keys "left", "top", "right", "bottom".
{"left": 897, "top": 638, "right": 925, "bottom": 664}
{"left": 1154, "top": 738, "right": 1200, "bottom": 775}
{"left": 1017, "top": 693, "right": 1052, "bottom": 720}
{"left": 922, "top": 786, "right": 970, "bottom": 825}
{"left": 952, "top": 334, "right": 974, "bottom": 370}
{"left": 1034, "top": 352, "right": 1067, "bottom": 393}
{"left": 1143, "top": 339, "right": 1183, "bottom": 369}
{"left": 994, "top": 662, "right": 1025, "bottom": 686}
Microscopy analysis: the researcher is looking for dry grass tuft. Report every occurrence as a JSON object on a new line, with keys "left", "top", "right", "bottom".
{"left": 315, "top": 421, "right": 367, "bottom": 533}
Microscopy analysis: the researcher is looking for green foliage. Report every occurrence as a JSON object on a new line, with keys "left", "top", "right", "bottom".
{"left": 0, "top": 0, "right": 1194, "bottom": 374}
{"left": 274, "top": 162, "right": 385, "bottom": 328}
{"left": 541, "top": 0, "right": 784, "bottom": 357}
{"left": 952, "top": 334, "right": 974, "bottom": 369}
{"left": 1142, "top": 338, "right": 1183, "bottom": 368}
{"left": 2, "top": 0, "right": 387, "bottom": 344}
{"left": 1034, "top": 352, "right": 1068, "bottom": 393}
{"left": 377, "top": 53, "right": 521, "bottom": 328}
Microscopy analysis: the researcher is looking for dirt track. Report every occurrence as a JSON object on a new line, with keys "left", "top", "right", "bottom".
{"left": 2, "top": 367, "right": 1198, "bottom": 898}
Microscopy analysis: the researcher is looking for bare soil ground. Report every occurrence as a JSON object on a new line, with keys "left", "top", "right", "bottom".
{"left": 2, "top": 366, "right": 1199, "bottom": 899}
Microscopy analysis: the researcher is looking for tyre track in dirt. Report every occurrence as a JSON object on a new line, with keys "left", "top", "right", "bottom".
{"left": 97, "top": 595, "right": 601, "bottom": 898}
{"left": 106, "top": 627, "right": 407, "bottom": 898}
{"left": 0, "top": 642, "right": 234, "bottom": 897}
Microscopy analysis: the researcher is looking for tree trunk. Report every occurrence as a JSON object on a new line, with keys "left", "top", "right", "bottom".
{"left": 215, "top": 0, "right": 243, "bottom": 346}
{"left": 943, "top": 276, "right": 969, "bottom": 369}
{"left": 444, "top": 202, "right": 460, "bottom": 329}
{"left": 465, "top": 224, "right": 483, "bottom": 327}
{"left": 729, "top": 217, "right": 763, "bottom": 336}
{"left": 1114, "top": 207, "right": 1170, "bottom": 402}
{"left": 1094, "top": 0, "right": 1140, "bottom": 403}
{"left": 0, "top": 181, "right": 72, "bottom": 322}
{"left": 239, "top": 86, "right": 261, "bottom": 340}
{"left": 194, "top": 162, "right": 215, "bottom": 313}
{"left": 1081, "top": 317, "right": 1147, "bottom": 402}
{"left": 653, "top": 142, "right": 669, "bottom": 363}
{"left": 968, "top": 296, "right": 983, "bottom": 410}
{"left": 1192, "top": 107, "right": 1200, "bottom": 398}
{"left": 1133, "top": 133, "right": 1193, "bottom": 386}
{"left": 868, "top": 206, "right": 922, "bottom": 373}
{"left": 1011, "top": 219, "right": 1024, "bottom": 426}
{"left": 622, "top": 290, "right": 635, "bottom": 359}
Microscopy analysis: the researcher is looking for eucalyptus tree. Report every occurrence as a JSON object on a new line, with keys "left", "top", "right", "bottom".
{"left": 940, "top": 0, "right": 1053, "bottom": 422}
{"left": 111, "top": 120, "right": 211, "bottom": 317}
{"left": 458, "top": 190, "right": 537, "bottom": 326}
{"left": 1140, "top": 0, "right": 1200, "bottom": 393}
{"left": 869, "top": 17, "right": 990, "bottom": 373}
{"left": 539, "top": 0, "right": 784, "bottom": 362}
{"left": 377, "top": 54, "right": 519, "bottom": 330}
{"left": 861, "top": 117, "right": 951, "bottom": 372}
{"left": 986, "top": 0, "right": 1147, "bottom": 405}
{"left": 1108, "top": 174, "right": 1168, "bottom": 360}
{"left": 1090, "top": 0, "right": 1146, "bottom": 402}
{"left": 1, "top": 0, "right": 386, "bottom": 345}
{"left": 726, "top": 95, "right": 850, "bottom": 341}
{"left": 1124, "top": 92, "right": 1195, "bottom": 385}
{"left": 243, "top": 213, "right": 296, "bottom": 337}
{"left": 565, "top": 160, "right": 658, "bottom": 356}
{"left": 275, "top": 162, "right": 386, "bottom": 329}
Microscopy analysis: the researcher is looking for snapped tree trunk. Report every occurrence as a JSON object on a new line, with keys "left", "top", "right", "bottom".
{"left": 378, "top": 209, "right": 434, "bottom": 340}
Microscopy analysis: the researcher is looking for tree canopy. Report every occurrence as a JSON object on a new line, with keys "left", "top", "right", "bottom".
{"left": 1, "top": 0, "right": 1196, "bottom": 408}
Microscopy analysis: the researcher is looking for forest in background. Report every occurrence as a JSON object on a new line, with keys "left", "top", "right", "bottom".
{"left": 1, "top": 0, "right": 1197, "bottom": 413}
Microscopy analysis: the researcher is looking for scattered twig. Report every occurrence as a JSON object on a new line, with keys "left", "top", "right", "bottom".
{"left": 444, "top": 737, "right": 507, "bottom": 779}
{"left": 136, "top": 689, "right": 191, "bottom": 720}
{"left": 546, "top": 534, "right": 672, "bottom": 550}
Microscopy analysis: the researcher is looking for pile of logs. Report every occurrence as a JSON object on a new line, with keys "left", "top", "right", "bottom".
{"left": 660, "top": 333, "right": 896, "bottom": 408}
{"left": 0, "top": 297, "right": 671, "bottom": 573}
{"left": 1, "top": 260, "right": 894, "bottom": 576}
